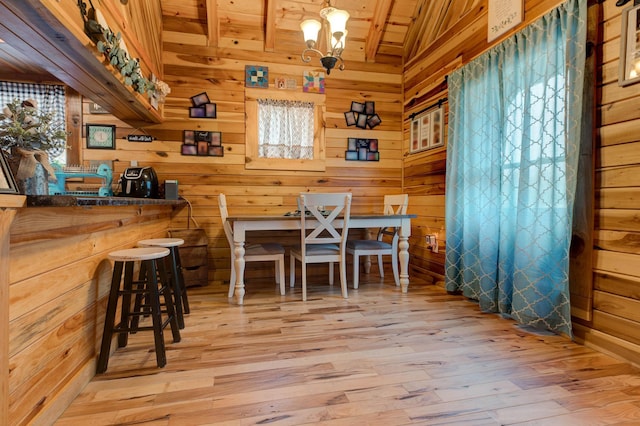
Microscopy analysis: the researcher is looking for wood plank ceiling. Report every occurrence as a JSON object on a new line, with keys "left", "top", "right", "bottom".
{"left": 0, "top": 0, "right": 481, "bottom": 85}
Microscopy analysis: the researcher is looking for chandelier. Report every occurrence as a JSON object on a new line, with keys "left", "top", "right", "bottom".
{"left": 300, "top": 1, "right": 350, "bottom": 74}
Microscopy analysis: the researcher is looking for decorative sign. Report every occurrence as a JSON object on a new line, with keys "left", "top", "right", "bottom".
{"left": 487, "top": 0, "right": 523, "bottom": 42}
{"left": 245, "top": 65, "right": 269, "bottom": 88}
{"left": 127, "top": 134, "right": 153, "bottom": 142}
{"left": 303, "top": 71, "right": 325, "bottom": 93}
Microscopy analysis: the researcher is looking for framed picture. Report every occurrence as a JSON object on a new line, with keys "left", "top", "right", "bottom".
{"left": 367, "top": 114, "right": 382, "bottom": 129}
{"left": 355, "top": 112, "right": 368, "bottom": 129}
{"left": 409, "top": 105, "right": 445, "bottom": 154}
{"left": 86, "top": 124, "right": 116, "bottom": 149}
{"left": 183, "top": 130, "right": 195, "bottom": 144}
{"left": 195, "top": 131, "right": 212, "bottom": 142}
{"left": 246, "top": 65, "right": 269, "bottom": 88}
{"left": 181, "top": 144, "right": 197, "bottom": 155}
{"left": 344, "top": 111, "right": 356, "bottom": 126}
{"left": 189, "top": 106, "right": 205, "bottom": 118}
{"left": 204, "top": 103, "right": 217, "bottom": 118}
{"left": 197, "top": 141, "right": 209, "bottom": 155}
{"left": 619, "top": 3, "right": 640, "bottom": 86}
{"left": 345, "top": 138, "right": 380, "bottom": 162}
{"left": 191, "top": 92, "right": 210, "bottom": 107}
{"left": 350, "top": 101, "right": 365, "bottom": 113}
{"left": 365, "top": 101, "right": 375, "bottom": 115}
{"left": 209, "top": 145, "right": 224, "bottom": 157}
{"left": 0, "top": 150, "right": 19, "bottom": 194}
{"left": 210, "top": 131, "right": 222, "bottom": 146}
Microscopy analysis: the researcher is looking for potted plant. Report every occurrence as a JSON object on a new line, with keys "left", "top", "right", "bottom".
{"left": 0, "top": 98, "right": 67, "bottom": 195}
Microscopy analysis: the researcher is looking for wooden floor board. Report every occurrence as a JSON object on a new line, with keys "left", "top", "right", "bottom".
{"left": 55, "top": 274, "right": 640, "bottom": 425}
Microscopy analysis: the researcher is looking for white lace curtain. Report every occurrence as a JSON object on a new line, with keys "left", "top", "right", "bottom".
{"left": 257, "top": 99, "right": 314, "bottom": 159}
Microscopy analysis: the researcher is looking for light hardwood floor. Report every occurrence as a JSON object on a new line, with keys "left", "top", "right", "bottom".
{"left": 56, "top": 272, "right": 640, "bottom": 425}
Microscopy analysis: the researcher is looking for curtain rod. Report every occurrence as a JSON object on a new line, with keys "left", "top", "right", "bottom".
{"left": 409, "top": 97, "right": 448, "bottom": 121}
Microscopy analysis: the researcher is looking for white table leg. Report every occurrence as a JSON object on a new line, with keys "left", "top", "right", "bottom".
{"left": 233, "top": 241, "right": 246, "bottom": 304}
{"left": 398, "top": 222, "right": 410, "bottom": 293}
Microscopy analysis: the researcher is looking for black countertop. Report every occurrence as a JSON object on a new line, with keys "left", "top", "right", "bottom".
{"left": 25, "top": 195, "right": 188, "bottom": 207}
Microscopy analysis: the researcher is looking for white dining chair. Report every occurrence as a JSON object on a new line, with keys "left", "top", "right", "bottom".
{"left": 346, "top": 194, "right": 409, "bottom": 289}
{"left": 289, "top": 192, "right": 352, "bottom": 301}
{"left": 218, "top": 193, "right": 286, "bottom": 297}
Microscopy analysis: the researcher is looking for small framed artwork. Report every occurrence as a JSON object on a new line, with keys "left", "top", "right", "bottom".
{"left": 368, "top": 139, "right": 378, "bottom": 152}
{"left": 431, "top": 109, "right": 443, "bottom": 148}
{"left": 181, "top": 144, "right": 197, "bottom": 155}
{"left": 619, "top": 3, "right": 640, "bottom": 86}
{"left": 195, "top": 131, "right": 212, "bottom": 142}
{"left": 197, "top": 141, "right": 209, "bottom": 156}
{"left": 191, "top": 92, "right": 210, "bottom": 107}
{"left": 189, "top": 107, "right": 205, "bottom": 118}
{"left": 344, "top": 111, "right": 356, "bottom": 126}
{"left": 409, "top": 104, "right": 445, "bottom": 154}
{"left": 303, "top": 70, "right": 325, "bottom": 93}
{"left": 367, "top": 114, "right": 382, "bottom": 129}
{"left": 209, "top": 146, "right": 224, "bottom": 157}
{"left": 89, "top": 102, "right": 109, "bottom": 114}
{"left": 365, "top": 101, "right": 375, "bottom": 115}
{"left": 348, "top": 137, "right": 357, "bottom": 151}
{"left": 246, "top": 65, "right": 269, "bottom": 88}
{"left": 350, "top": 101, "right": 365, "bottom": 113}
{"left": 183, "top": 130, "right": 195, "bottom": 144}
{"left": 210, "top": 131, "right": 222, "bottom": 146}
{"left": 345, "top": 151, "right": 359, "bottom": 161}
{"left": 355, "top": 112, "right": 368, "bottom": 129}
{"left": 86, "top": 124, "right": 116, "bottom": 149}
{"left": 204, "top": 103, "right": 217, "bottom": 118}
{"left": 0, "top": 150, "right": 19, "bottom": 194}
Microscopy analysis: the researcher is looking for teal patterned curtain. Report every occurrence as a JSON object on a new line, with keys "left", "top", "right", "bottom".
{"left": 445, "top": 0, "right": 586, "bottom": 336}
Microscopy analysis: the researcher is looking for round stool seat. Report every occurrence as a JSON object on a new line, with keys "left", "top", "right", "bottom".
{"left": 138, "top": 238, "right": 185, "bottom": 248}
{"left": 109, "top": 247, "right": 170, "bottom": 262}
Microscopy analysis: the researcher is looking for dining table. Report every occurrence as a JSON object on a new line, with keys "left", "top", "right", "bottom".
{"left": 226, "top": 213, "right": 416, "bottom": 304}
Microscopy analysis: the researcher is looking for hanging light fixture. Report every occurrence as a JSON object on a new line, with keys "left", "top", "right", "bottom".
{"left": 300, "top": 1, "right": 350, "bottom": 74}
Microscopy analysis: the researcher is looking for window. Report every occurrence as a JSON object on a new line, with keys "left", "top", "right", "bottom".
{"left": 245, "top": 88, "right": 326, "bottom": 171}
{"left": 0, "top": 81, "right": 67, "bottom": 164}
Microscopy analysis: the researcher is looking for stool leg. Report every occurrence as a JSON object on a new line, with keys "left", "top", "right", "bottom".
{"left": 158, "top": 258, "right": 181, "bottom": 343}
{"left": 117, "top": 261, "right": 135, "bottom": 348}
{"left": 174, "top": 248, "right": 190, "bottom": 314}
{"left": 165, "top": 253, "right": 185, "bottom": 329}
{"left": 130, "top": 261, "right": 149, "bottom": 332}
{"left": 145, "top": 259, "right": 168, "bottom": 368}
{"left": 97, "top": 261, "right": 124, "bottom": 374}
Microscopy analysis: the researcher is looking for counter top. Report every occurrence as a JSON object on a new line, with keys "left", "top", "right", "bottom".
{"left": 25, "top": 195, "right": 187, "bottom": 208}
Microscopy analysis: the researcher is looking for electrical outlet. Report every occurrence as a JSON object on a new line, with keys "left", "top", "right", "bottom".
{"left": 426, "top": 234, "right": 439, "bottom": 253}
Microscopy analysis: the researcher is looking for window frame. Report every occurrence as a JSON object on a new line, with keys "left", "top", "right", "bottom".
{"left": 245, "top": 88, "right": 326, "bottom": 171}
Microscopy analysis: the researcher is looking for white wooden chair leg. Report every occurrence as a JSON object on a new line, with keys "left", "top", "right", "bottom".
{"left": 377, "top": 254, "right": 385, "bottom": 278}
{"left": 290, "top": 255, "right": 296, "bottom": 288}
{"left": 353, "top": 254, "right": 360, "bottom": 289}
{"left": 228, "top": 261, "right": 236, "bottom": 298}
{"left": 302, "top": 262, "right": 307, "bottom": 301}
{"left": 329, "top": 262, "right": 334, "bottom": 286}
{"left": 340, "top": 260, "right": 348, "bottom": 299}
{"left": 278, "top": 259, "right": 286, "bottom": 295}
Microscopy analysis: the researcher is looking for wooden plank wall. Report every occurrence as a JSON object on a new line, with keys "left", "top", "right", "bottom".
{"left": 404, "top": 0, "right": 640, "bottom": 367}
{"left": 80, "top": 0, "right": 405, "bottom": 285}
{"left": 7, "top": 204, "right": 181, "bottom": 425}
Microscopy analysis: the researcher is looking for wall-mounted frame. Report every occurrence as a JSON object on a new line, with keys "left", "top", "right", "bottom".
{"left": 345, "top": 138, "right": 379, "bottom": 161}
{"left": 191, "top": 92, "right": 210, "bottom": 107}
{"left": 487, "top": 0, "right": 523, "bottom": 42}
{"left": 619, "top": 3, "right": 640, "bottom": 86}
{"left": 181, "top": 130, "right": 223, "bottom": 157}
{"left": 0, "top": 150, "right": 19, "bottom": 194}
{"left": 86, "top": 124, "right": 116, "bottom": 149}
{"left": 409, "top": 106, "right": 443, "bottom": 154}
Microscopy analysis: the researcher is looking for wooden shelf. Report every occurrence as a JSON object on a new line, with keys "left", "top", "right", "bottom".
{"left": 0, "top": 195, "right": 25, "bottom": 209}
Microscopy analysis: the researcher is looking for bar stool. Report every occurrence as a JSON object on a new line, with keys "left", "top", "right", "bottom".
{"left": 97, "top": 247, "right": 181, "bottom": 374}
{"left": 138, "top": 238, "right": 190, "bottom": 329}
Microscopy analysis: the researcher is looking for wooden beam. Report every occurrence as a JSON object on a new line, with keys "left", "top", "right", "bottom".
{"left": 365, "top": 0, "right": 393, "bottom": 62}
{"left": 264, "top": 0, "right": 276, "bottom": 52}
{"left": 206, "top": 0, "right": 218, "bottom": 48}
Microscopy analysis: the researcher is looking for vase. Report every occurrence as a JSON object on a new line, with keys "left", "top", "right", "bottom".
{"left": 7, "top": 148, "right": 51, "bottom": 195}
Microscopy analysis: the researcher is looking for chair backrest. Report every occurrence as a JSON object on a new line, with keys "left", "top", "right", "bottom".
{"left": 379, "top": 194, "right": 409, "bottom": 241}
{"left": 300, "top": 192, "right": 352, "bottom": 254}
{"left": 218, "top": 193, "right": 235, "bottom": 249}
{"left": 383, "top": 194, "right": 409, "bottom": 215}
